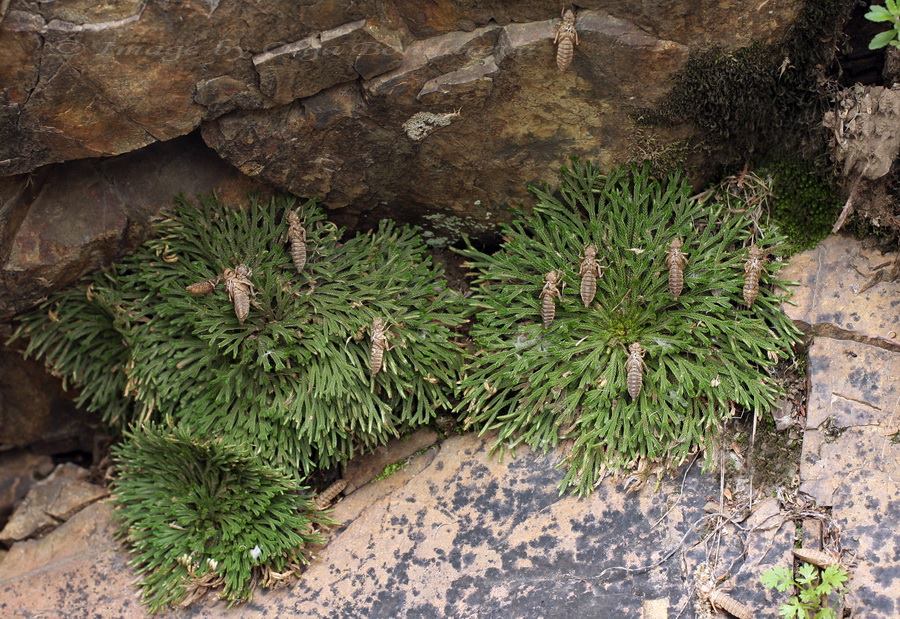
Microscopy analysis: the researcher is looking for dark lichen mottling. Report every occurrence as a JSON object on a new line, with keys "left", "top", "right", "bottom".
{"left": 257, "top": 437, "right": 732, "bottom": 619}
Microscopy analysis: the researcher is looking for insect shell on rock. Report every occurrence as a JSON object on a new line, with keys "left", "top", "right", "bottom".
{"left": 554, "top": 8, "right": 579, "bottom": 72}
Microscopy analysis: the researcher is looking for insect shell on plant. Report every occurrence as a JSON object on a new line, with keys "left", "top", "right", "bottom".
{"left": 285, "top": 210, "right": 308, "bottom": 274}
{"left": 665, "top": 238, "right": 688, "bottom": 299}
{"left": 185, "top": 276, "right": 219, "bottom": 296}
{"left": 742, "top": 244, "right": 766, "bottom": 307}
{"left": 369, "top": 317, "right": 389, "bottom": 376}
{"left": 578, "top": 244, "right": 603, "bottom": 307}
{"left": 539, "top": 270, "right": 564, "bottom": 327}
{"left": 223, "top": 265, "right": 254, "bottom": 324}
{"left": 554, "top": 8, "right": 579, "bottom": 72}
{"left": 625, "top": 342, "right": 645, "bottom": 400}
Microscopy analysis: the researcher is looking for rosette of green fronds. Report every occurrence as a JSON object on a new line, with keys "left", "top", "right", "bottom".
{"left": 12, "top": 196, "right": 465, "bottom": 474}
{"left": 11, "top": 274, "right": 137, "bottom": 427}
{"left": 112, "top": 425, "right": 329, "bottom": 611}
{"left": 456, "top": 162, "right": 801, "bottom": 495}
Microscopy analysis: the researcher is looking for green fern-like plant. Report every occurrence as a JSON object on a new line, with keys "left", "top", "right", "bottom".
{"left": 761, "top": 562, "right": 850, "bottom": 618}
{"left": 456, "top": 162, "right": 801, "bottom": 495}
{"left": 112, "top": 425, "right": 329, "bottom": 611}
{"left": 12, "top": 196, "right": 466, "bottom": 475}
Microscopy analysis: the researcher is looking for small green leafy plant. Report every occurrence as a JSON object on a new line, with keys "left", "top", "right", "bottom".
{"left": 112, "top": 425, "right": 330, "bottom": 611}
{"left": 12, "top": 196, "right": 465, "bottom": 475}
{"left": 865, "top": 2, "right": 900, "bottom": 49}
{"left": 761, "top": 562, "right": 850, "bottom": 619}
{"left": 457, "top": 162, "right": 801, "bottom": 494}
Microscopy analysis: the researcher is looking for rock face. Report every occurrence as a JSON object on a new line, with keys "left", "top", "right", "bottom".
{"left": 0, "top": 450, "right": 54, "bottom": 526}
{"left": 780, "top": 235, "right": 900, "bottom": 351}
{"left": 1, "top": 1, "right": 804, "bottom": 230}
{"left": 0, "top": 434, "right": 795, "bottom": 617}
{"left": 0, "top": 347, "right": 95, "bottom": 453}
{"left": 0, "top": 501, "right": 137, "bottom": 618}
{"left": 0, "top": 134, "right": 268, "bottom": 319}
{"left": 789, "top": 236, "right": 900, "bottom": 619}
{"left": 0, "top": 463, "right": 107, "bottom": 544}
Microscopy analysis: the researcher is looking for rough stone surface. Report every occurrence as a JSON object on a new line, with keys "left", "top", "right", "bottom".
{"left": 0, "top": 434, "right": 794, "bottom": 617}
{"left": 0, "top": 346, "right": 96, "bottom": 452}
{"left": 0, "top": 133, "right": 269, "bottom": 318}
{"left": 780, "top": 235, "right": 900, "bottom": 351}
{"left": 799, "top": 336, "right": 899, "bottom": 618}
{"left": 0, "top": 450, "right": 54, "bottom": 526}
{"left": 2, "top": 1, "right": 805, "bottom": 228}
{"left": 0, "top": 501, "right": 140, "bottom": 617}
{"left": 201, "top": 9, "right": 700, "bottom": 228}
{"left": 0, "top": 463, "right": 107, "bottom": 544}
{"left": 0, "top": 0, "right": 380, "bottom": 174}
{"left": 786, "top": 234, "right": 900, "bottom": 619}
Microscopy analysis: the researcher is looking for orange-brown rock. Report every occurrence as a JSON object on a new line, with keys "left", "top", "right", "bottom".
{"left": 2, "top": 1, "right": 805, "bottom": 230}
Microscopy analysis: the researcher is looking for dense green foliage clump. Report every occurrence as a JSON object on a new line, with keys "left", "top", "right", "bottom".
{"left": 764, "top": 160, "right": 840, "bottom": 255}
{"left": 457, "top": 162, "right": 801, "bottom": 495}
{"left": 112, "top": 425, "right": 329, "bottom": 611}
{"left": 12, "top": 196, "right": 465, "bottom": 474}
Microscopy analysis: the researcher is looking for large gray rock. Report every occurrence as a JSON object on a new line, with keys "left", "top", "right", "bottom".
{"left": 799, "top": 336, "right": 899, "bottom": 619}
{"left": 0, "top": 434, "right": 794, "bottom": 617}
{"left": 787, "top": 235, "right": 900, "bottom": 619}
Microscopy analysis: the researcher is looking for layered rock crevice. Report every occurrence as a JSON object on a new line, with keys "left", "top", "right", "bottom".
{"left": 2, "top": 1, "right": 802, "bottom": 209}
{"left": 0, "top": 0, "right": 807, "bottom": 314}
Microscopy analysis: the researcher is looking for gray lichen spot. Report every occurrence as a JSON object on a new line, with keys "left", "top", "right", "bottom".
{"left": 402, "top": 110, "right": 461, "bottom": 141}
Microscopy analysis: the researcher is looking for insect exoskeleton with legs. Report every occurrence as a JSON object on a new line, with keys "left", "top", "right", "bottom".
{"left": 625, "top": 342, "right": 645, "bottom": 400}
{"left": 578, "top": 244, "right": 604, "bottom": 307}
{"left": 285, "top": 210, "right": 308, "bottom": 274}
{"left": 699, "top": 585, "right": 753, "bottom": 619}
{"left": 223, "top": 264, "right": 255, "bottom": 324}
{"left": 539, "top": 270, "right": 564, "bottom": 327}
{"left": 369, "top": 316, "right": 392, "bottom": 376}
{"left": 742, "top": 244, "right": 766, "bottom": 307}
{"left": 554, "top": 7, "right": 579, "bottom": 72}
{"left": 314, "top": 479, "right": 348, "bottom": 510}
{"left": 665, "top": 237, "right": 688, "bottom": 299}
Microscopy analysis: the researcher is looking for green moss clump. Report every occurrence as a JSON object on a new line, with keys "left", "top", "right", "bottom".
{"left": 12, "top": 196, "right": 466, "bottom": 475}
{"left": 456, "top": 162, "right": 801, "bottom": 495}
{"left": 763, "top": 160, "right": 840, "bottom": 255}
{"left": 112, "top": 425, "right": 329, "bottom": 611}
{"left": 657, "top": 0, "right": 853, "bottom": 162}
